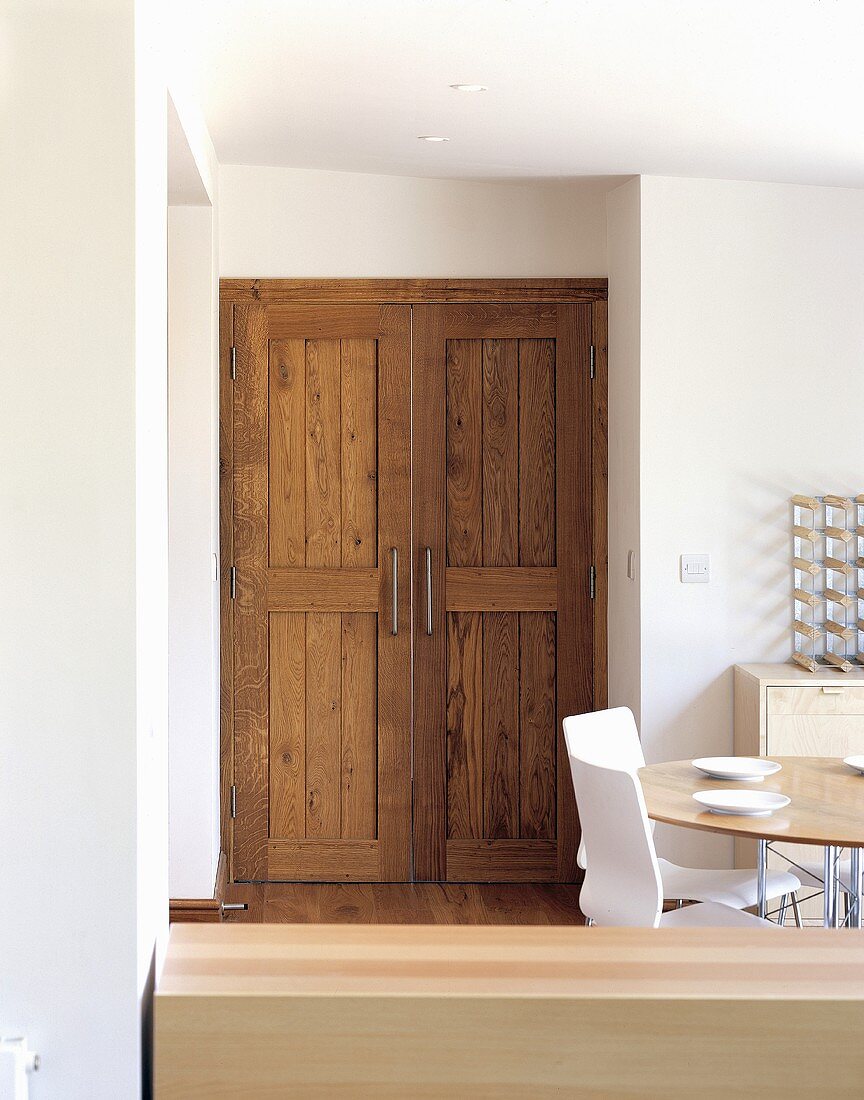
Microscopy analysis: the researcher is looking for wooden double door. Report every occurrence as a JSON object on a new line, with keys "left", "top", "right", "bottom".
{"left": 222, "top": 281, "right": 607, "bottom": 884}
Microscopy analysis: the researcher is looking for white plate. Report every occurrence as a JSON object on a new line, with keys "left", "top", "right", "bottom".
{"left": 692, "top": 789, "right": 790, "bottom": 817}
{"left": 843, "top": 755, "right": 864, "bottom": 775}
{"left": 691, "top": 757, "right": 782, "bottom": 782}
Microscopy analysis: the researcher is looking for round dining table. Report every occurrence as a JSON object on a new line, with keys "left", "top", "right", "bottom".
{"left": 638, "top": 757, "right": 864, "bottom": 928}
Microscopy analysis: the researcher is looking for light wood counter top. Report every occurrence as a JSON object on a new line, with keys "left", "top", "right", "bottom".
{"left": 155, "top": 924, "right": 864, "bottom": 1098}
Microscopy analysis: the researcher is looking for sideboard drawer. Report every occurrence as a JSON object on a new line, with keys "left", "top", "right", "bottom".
{"left": 767, "top": 685, "right": 864, "bottom": 716}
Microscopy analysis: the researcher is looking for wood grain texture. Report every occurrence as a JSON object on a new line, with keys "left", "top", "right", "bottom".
{"left": 519, "top": 611, "right": 556, "bottom": 839}
{"left": 232, "top": 304, "right": 269, "bottom": 880}
{"left": 266, "top": 303, "right": 381, "bottom": 339}
{"left": 640, "top": 757, "right": 864, "bottom": 846}
{"left": 218, "top": 305, "right": 234, "bottom": 866}
{"left": 446, "top": 302, "right": 558, "bottom": 338}
{"left": 555, "top": 303, "right": 592, "bottom": 882}
{"left": 222, "top": 882, "right": 584, "bottom": 926}
{"left": 157, "top": 924, "right": 864, "bottom": 1100}
{"left": 375, "top": 304, "right": 413, "bottom": 880}
{"left": 305, "top": 612, "right": 342, "bottom": 839}
{"left": 305, "top": 339, "right": 341, "bottom": 568}
{"left": 446, "top": 339, "right": 482, "bottom": 568}
{"left": 267, "top": 568, "right": 379, "bottom": 611}
{"left": 411, "top": 304, "right": 448, "bottom": 880}
{"left": 446, "top": 611, "right": 483, "bottom": 840}
{"left": 341, "top": 612, "right": 377, "bottom": 839}
{"left": 340, "top": 338, "right": 377, "bottom": 568}
{"left": 482, "top": 338, "right": 519, "bottom": 568}
{"left": 445, "top": 567, "right": 557, "bottom": 610}
{"left": 518, "top": 338, "right": 556, "bottom": 567}
{"left": 483, "top": 612, "right": 519, "bottom": 839}
{"left": 267, "top": 840, "right": 379, "bottom": 881}
{"left": 269, "top": 613, "right": 305, "bottom": 838}
{"left": 591, "top": 299, "right": 608, "bottom": 709}
{"left": 268, "top": 340, "right": 305, "bottom": 567}
{"left": 221, "top": 277, "right": 609, "bottom": 304}
{"left": 446, "top": 839, "right": 557, "bottom": 882}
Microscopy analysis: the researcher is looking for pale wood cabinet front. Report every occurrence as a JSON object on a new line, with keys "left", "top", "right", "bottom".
{"left": 735, "top": 664, "right": 864, "bottom": 920}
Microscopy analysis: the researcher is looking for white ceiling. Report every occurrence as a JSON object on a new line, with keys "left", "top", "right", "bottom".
{"left": 173, "top": 0, "right": 864, "bottom": 186}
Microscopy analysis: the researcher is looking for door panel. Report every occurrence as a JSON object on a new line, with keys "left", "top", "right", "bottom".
{"left": 232, "top": 303, "right": 411, "bottom": 881}
{"left": 413, "top": 303, "right": 593, "bottom": 882}
{"left": 229, "top": 288, "right": 600, "bottom": 885}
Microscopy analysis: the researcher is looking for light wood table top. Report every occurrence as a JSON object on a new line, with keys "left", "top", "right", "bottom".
{"left": 158, "top": 922, "right": 864, "bottom": 1000}
{"left": 639, "top": 756, "right": 864, "bottom": 847}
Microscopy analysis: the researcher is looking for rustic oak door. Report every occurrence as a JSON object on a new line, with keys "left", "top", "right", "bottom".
{"left": 412, "top": 303, "right": 594, "bottom": 882}
{"left": 231, "top": 302, "right": 412, "bottom": 882}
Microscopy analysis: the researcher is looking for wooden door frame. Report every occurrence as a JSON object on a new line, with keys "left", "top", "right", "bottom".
{"left": 219, "top": 279, "right": 608, "bottom": 883}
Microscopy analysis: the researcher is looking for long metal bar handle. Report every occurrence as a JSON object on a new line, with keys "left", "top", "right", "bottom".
{"left": 390, "top": 547, "right": 398, "bottom": 635}
{"left": 425, "top": 546, "right": 433, "bottom": 636}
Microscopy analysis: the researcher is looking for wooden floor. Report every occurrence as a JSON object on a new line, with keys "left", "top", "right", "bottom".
{"left": 223, "top": 882, "right": 585, "bottom": 925}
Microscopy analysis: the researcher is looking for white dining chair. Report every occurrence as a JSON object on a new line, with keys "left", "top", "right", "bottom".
{"left": 563, "top": 707, "right": 800, "bottom": 918}
{"left": 568, "top": 754, "right": 777, "bottom": 928}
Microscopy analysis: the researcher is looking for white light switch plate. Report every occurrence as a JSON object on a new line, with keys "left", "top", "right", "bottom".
{"left": 680, "top": 554, "right": 710, "bottom": 583}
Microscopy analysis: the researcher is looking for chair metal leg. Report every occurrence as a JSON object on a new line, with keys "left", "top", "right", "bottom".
{"left": 791, "top": 892, "right": 803, "bottom": 928}
{"left": 675, "top": 899, "right": 683, "bottom": 910}
{"left": 585, "top": 916, "right": 594, "bottom": 927}
{"left": 777, "top": 893, "right": 789, "bottom": 926}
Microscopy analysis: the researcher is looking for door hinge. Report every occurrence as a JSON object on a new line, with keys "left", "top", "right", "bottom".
{"left": 589, "top": 564, "right": 596, "bottom": 600}
{"left": 230, "top": 345, "right": 237, "bottom": 380}
{"left": 229, "top": 566, "right": 237, "bottom": 599}
{"left": 230, "top": 784, "right": 237, "bottom": 819}
{"left": 589, "top": 344, "right": 596, "bottom": 380}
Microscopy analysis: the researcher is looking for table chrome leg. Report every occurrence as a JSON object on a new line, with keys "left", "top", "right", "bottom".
{"left": 824, "top": 845, "right": 838, "bottom": 928}
{"left": 851, "top": 848, "right": 862, "bottom": 930}
{"left": 757, "top": 838, "right": 767, "bottom": 920}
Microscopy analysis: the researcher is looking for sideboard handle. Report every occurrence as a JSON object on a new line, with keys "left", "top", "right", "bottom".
{"left": 821, "top": 686, "right": 844, "bottom": 694}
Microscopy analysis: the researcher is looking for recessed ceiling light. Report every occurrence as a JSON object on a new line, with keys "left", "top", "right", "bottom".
{"left": 450, "top": 84, "right": 487, "bottom": 93}
{"left": 418, "top": 135, "right": 449, "bottom": 142}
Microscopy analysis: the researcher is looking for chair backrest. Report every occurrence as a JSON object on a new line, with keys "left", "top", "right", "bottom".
{"left": 563, "top": 707, "right": 646, "bottom": 869}
{"left": 567, "top": 756, "right": 664, "bottom": 927}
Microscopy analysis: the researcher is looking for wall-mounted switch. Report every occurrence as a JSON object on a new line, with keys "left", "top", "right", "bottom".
{"left": 680, "top": 554, "right": 710, "bottom": 583}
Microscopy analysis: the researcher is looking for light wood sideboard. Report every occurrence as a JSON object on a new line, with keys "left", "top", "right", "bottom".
{"left": 734, "top": 662, "right": 864, "bottom": 919}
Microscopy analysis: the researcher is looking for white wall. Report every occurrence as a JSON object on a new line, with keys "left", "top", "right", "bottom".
{"left": 606, "top": 178, "right": 642, "bottom": 725}
{"left": 0, "top": 1, "right": 168, "bottom": 1095}
{"left": 635, "top": 176, "right": 864, "bottom": 866}
{"left": 165, "top": 81, "right": 221, "bottom": 902}
{"left": 219, "top": 164, "right": 612, "bottom": 276}
{"left": 168, "top": 204, "right": 221, "bottom": 898}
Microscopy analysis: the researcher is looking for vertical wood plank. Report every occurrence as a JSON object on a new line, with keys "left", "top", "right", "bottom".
{"left": 519, "top": 612, "right": 556, "bottom": 839}
{"left": 269, "top": 613, "right": 306, "bottom": 838}
{"left": 412, "top": 304, "right": 447, "bottom": 880}
{"left": 518, "top": 339, "right": 556, "bottom": 567}
{"left": 446, "top": 340, "right": 482, "bottom": 568}
{"left": 556, "top": 303, "right": 593, "bottom": 881}
{"left": 341, "top": 339, "right": 378, "bottom": 569}
{"left": 341, "top": 612, "right": 378, "bottom": 839}
{"left": 306, "top": 340, "right": 341, "bottom": 568}
{"left": 592, "top": 300, "right": 609, "bottom": 711}
{"left": 269, "top": 340, "right": 306, "bottom": 567}
{"left": 446, "top": 611, "right": 483, "bottom": 839}
{"left": 219, "top": 303, "right": 234, "bottom": 868}
{"left": 305, "top": 612, "right": 342, "bottom": 839}
{"left": 482, "top": 339, "right": 519, "bottom": 568}
{"left": 376, "top": 304, "right": 413, "bottom": 880}
{"left": 232, "top": 303, "right": 269, "bottom": 879}
{"left": 483, "top": 611, "right": 519, "bottom": 839}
